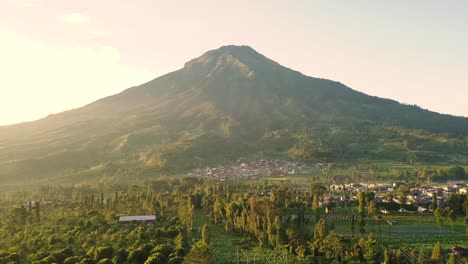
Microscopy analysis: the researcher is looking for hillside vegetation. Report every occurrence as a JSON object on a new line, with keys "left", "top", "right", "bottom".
{"left": 0, "top": 45, "right": 467, "bottom": 184}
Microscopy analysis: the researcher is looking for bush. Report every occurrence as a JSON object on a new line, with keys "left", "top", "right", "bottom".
{"left": 97, "top": 258, "right": 112, "bottom": 264}
{"left": 6, "top": 253, "right": 20, "bottom": 263}
{"left": 144, "top": 254, "right": 163, "bottom": 264}
{"left": 111, "top": 255, "right": 125, "bottom": 264}
{"left": 95, "top": 247, "right": 114, "bottom": 261}
{"left": 41, "top": 255, "right": 57, "bottom": 264}
{"left": 114, "top": 249, "right": 127, "bottom": 260}
{"left": 79, "top": 258, "right": 95, "bottom": 264}
{"left": 64, "top": 256, "right": 80, "bottom": 264}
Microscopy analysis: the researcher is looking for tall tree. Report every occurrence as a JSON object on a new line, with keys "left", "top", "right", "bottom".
{"left": 448, "top": 210, "right": 456, "bottom": 232}
{"left": 430, "top": 241, "right": 442, "bottom": 263}
{"left": 464, "top": 216, "right": 468, "bottom": 235}
{"left": 447, "top": 253, "right": 456, "bottom": 264}
{"left": 432, "top": 192, "right": 438, "bottom": 212}
{"left": 357, "top": 191, "right": 366, "bottom": 237}
{"left": 201, "top": 224, "right": 210, "bottom": 245}
{"left": 434, "top": 208, "right": 444, "bottom": 232}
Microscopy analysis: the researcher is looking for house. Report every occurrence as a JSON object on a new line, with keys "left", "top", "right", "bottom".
{"left": 452, "top": 246, "right": 468, "bottom": 257}
{"left": 119, "top": 215, "right": 157, "bottom": 223}
{"left": 418, "top": 207, "right": 430, "bottom": 214}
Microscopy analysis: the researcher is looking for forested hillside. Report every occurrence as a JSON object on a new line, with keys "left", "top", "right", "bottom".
{"left": 0, "top": 45, "right": 467, "bottom": 184}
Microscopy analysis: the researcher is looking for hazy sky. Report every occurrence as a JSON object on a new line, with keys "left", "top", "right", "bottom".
{"left": 1, "top": 0, "right": 467, "bottom": 125}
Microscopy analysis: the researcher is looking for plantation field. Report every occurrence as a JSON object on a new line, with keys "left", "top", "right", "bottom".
{"left": 192, "top": 208, "right": 468, "bottom": 263}
{"left": 329, "top": 213, "right": 468, "bottom": 249}
{"left": 192, "top": 212, "right": 298, "bottom": 264}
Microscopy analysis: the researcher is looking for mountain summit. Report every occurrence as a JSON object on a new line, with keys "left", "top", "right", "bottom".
{"left": 183, "top": 45, "right": 286, "bottom": 77}
{"left": 0, "top": 45, "right": 467, "bottom": 184}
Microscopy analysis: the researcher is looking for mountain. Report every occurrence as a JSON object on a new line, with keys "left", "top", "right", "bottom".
{"left": 0, "top": 45, "right": 467, "bottom": 184}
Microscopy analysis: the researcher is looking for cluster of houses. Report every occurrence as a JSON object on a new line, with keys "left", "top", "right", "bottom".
{"left": 326, "top": 182, "right": 467, "bottom": 214}
{"left": 186, "top": 159, "right": 319, "bottom": 181}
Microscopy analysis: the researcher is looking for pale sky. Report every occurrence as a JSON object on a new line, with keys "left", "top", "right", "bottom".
{"left": 1, "top": 0, "right": 467, "bottom": 125}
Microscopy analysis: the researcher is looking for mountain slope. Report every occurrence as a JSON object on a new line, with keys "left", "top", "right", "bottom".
{"left": 0, "top": 45, "right": 467, "bottom": 184}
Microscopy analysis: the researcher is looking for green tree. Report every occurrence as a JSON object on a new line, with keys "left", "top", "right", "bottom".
{"left": 444, "top": 193, "right": 467, "bottom": 215}
{"left": 314, "top": 218, "right": 328, "bottom": 240}
{"left": 465, "top": 215, "right": 468, "bottom": 235}
{"left": 397, "top": 187, "right": 407, "bottom": 205}
{"left": 448, "top": 210, "right": 456, "bottom": 232}
{"left": 430, "top": 241, "right": 442, "bottom": 263}
{"left": 357, "top": 191, "right": 366, "bottom": 237}
{"left": 97, "top": 259, "right": 112, "bottom": 264}
{"left": 418, "top": 249, "right": 426, "bottom": 264}
{"left": 447, "top": 253, "right": 456, "bottom": 264}
{"left": 7, "top": 253, "right": 21, "bottom": 263}
{"left": 383, "top": 248, "right": 392, "bottom": 264}
{"left": 359, "top": 234, "right": 381, "bottom": 264}
{"left": 128, "top": 250, "right": 146, "bottom": 264}
{"left": 434, "top": 208, "right": 444, "bottom": 232}
{"left": 64, "top": 256, "right": 80, "bottom": 264}
{"left": 95, "top": 247, "right": 114, "bottom": 262}
{"left": 432, "top": 193, "right": 438, "bottom": 212}
{"left": 8, "top": 207, "right": 28, "bottom": 226}
{"left": 144, "top": 254, "right": 163, "bottom": 264}
{"left": 319, "top": 231, "right": 343, "bottom": 260}
{"left": 79, "top": 258, "right": 96, "bottom": 264}
{"left": 201, "top": 224, "right": 210, "bottom": 245}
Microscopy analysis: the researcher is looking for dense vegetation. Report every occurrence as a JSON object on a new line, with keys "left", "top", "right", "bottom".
{"left": 0, "top": 177, "right": 466, "bottom": 264}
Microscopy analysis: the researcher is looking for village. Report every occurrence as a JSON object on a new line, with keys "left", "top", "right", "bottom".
{"left": 322, "top": 181, "right": 468, "bottom": 214}
{"left": 185, "top": 159, "right": 320, "bottom": 181}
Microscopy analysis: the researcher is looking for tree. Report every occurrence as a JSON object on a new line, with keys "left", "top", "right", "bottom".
{"left": 8, "top": 206, "right": 28, "bottom": 226}
{"left": 434, "top": 208, "right": 444, "bottom": 232}
{"left": 446, "top": 166, "right": 465, "bottom": 180}
{"left": 201, "top": 224, "right": 210, "bottom": 245}
{"left": 444, "top": 193, "right": 467, "bottom": 215}
{"left": 357, "top": 191, "right": 366, "bottom": 237}
{"left": 79, "top": 258, "right": 96, "bottom": 264}
{"left": 447, "top": 253, "right": 456, "bottom": 264}
{"left": 144, "top": 254, "right": 163, "bottom": 264}
{"left": 318, "top": 231, "right": 343, "bottom": 260}
{"left": 359, "top": 234, "right": 382, "bottom": 264}
{"left": 383, "top": 248, "right": 391, "bottom": 264}
{"left": 448, "top": 210, "right": 456, "bottom": 232}
{"left": 432, "top": 193, "right": 438, "bottom": 212}
{"left": 314, "top": 218, "right": 328, "bottom": 240}
{"left": 357, "top": 191, "right": 366, "bottom": 214}
{"left": 430, "top": 241, "right": 442, "bottom": 263}
{"left": 367, "top": 200, "right": 376, "bottom": 216}
{"left": 112, "top": 249, "right": 127, "bottom": 264}
{"left": 410, "top": 248, "right": 417, "bottom": 264}
{"left": 358, "top": 214, "right": 366, "bottom": 237}
{"left": 64, "top": 256, "right": 80, "bottom": 264}
{"left": 7, "top": 253, "right": 21, "bottom": 263}
{"left": 418, "top": 249, "right": 426, "bottom": 264}
{"left": 464, "top": 216, "right": 468, "bottom": 235}
{"left": 397, "top": 187, "right": 407, "bottom": 205}
{"left": 35, "top": 202, "right": 41, "bottom": 222}
{"left": 95, "top": 247, "right": 114, "bottom": 262}
{"left": 179, "top": 197, "right": 195, "bottom": 230}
